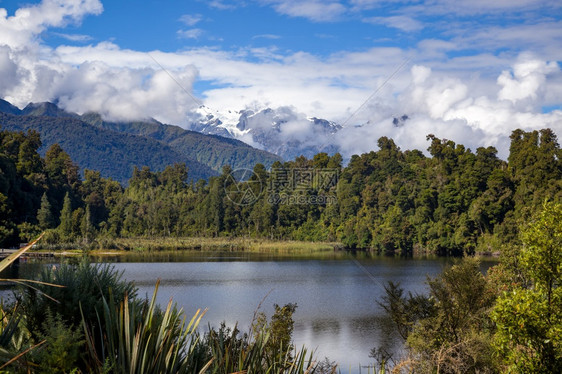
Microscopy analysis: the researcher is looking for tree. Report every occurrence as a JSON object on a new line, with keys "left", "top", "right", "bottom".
{"left": 0, "top": 192, "right": 15, "bottom": 246}
{"left": 37, "top": 192, "right": 55, "bottom": 230}
{"left": 57, "top": 193, "right": 73, "bottom": 240}
{"left": 45, "top": 143, "right": 80, "bottom": 192}
{"left": 492, "top": 201, "right": 562, "bottom": 372}
{"left": 252, "top": 303, "right": 298, "bottom": 364}
{"left": 382, "top": 258, "right": 497, "bottom": 373}
{"left": 81, "top": 204, "right": 95, "bottom": 242}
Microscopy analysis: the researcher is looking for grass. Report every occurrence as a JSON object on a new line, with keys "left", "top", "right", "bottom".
{"left": 74, "top": 236, "right": 341, "bottom": 255}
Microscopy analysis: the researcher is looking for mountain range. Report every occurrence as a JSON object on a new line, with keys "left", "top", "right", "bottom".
{"left": 186, "top": 106, "right": 410, "bottom": 160}
{"left": 188, "top": 105, "right": 343, "bottom": 160}
{"left": 0, "top": 99, "right": 281, "bottom": 184}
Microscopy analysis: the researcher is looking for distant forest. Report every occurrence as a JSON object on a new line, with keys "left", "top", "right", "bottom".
{"left": 1, "top": 127, "right": 560, "bottom": 255}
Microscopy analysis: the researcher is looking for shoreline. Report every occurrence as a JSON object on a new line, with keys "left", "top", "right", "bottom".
{"left": 11, "top": 236, "right": 501, "bottom": 261}
{"left": 25, "top": 237, "right": 342, "bottom": 257}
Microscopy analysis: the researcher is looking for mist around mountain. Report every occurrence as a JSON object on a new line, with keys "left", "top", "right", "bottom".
{"left": 188, "top": 105, "right": 343, "bottom": 160}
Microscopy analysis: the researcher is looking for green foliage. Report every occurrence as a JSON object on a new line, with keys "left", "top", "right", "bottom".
{"left": 31, "top": 312, "right": 84, "bottom": 373}
{"left": 194, "top": 304, "right": 315, "bottom": 374}
{"left": 84, "top": 281, "right": 203, "bottom": 374}
{"left": 36, "top": 192, "right": 55, "bottom": 230}
{"left": 492, "top": 202, "right": 562, "bottom": 373}
{"left": 519, "top": 201, "right": 562, "bottom": 289}
{"left": 253, "top": 303, "right": 298, "bottom": 364}
{"left": 379, "top": 281, "right": 435, "bottom": 341}
{"left": 18, "top": 260, "right": 136, "bottom": 340}
{"left": 0, "top": 303, "right": 31, "bottom": 370}
{"left": 15, "top": 222, "right": 41, "bottom": 243}
{"left": 2, "top": 121, "right": 561, "bottom": 255}
{"left": 57, "top": 192, "right": 74, "bottom": 240}
{"left": 382, "top": 258, "right": 498, "bottom": 373}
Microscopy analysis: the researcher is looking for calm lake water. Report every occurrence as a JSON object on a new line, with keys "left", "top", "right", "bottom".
{"left": 11, "top": 252, "right": 497, "bottom": 373}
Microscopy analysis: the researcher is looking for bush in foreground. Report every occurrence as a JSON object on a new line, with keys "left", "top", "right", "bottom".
{"left": 4, "top": 261, "right": 317, "bottom": 373}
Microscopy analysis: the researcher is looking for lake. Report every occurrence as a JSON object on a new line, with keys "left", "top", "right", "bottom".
{"left": 12, "top": 252, "right": 496, "bottom": 372}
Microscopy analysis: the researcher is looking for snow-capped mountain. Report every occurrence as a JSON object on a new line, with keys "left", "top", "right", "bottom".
{"left": 187, "top": 105, "right": 343, "bottom": 160}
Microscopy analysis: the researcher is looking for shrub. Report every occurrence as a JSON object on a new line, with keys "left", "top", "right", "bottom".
{"left": 30, "top": 312, "right": 84, "bottom": 373}
{"left": 492, "top": 202, "right": 562, "bottom": 372}
{"left": 381, "top": 258, "right": 498, "bottom": 373}
{"left": 18, "top": 260, "right": 136, "bottom": 340}
{"left": 83, "top": 280, "right": 204, "bottom": 374}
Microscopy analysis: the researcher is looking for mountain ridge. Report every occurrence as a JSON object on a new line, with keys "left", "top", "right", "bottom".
{"left": 0, "top": 100, "right": 282, "bottom": 184}
{"left": 78, "top": 112, "right": 281, "bottom": 172}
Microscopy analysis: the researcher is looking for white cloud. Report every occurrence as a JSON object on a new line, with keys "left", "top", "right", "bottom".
{"left": 252, "top": 34, "right": 281, "bottom": 40}
{"left": 364, "top": 15, "right": 423, "bottom": 32}
{"left": 54, "top": 62, "right": 199, "bottom": 123}
{"left": 0, "top": 0, "right": 103, "bottom": 49}
{"left": 51, "top": 32, "right": 93, "bottom": 42}
{"left": 179, "top": 13, "right": 203, "bottom": 26}
{"left": 177, "top": 28, "right": 204, "bottom": 39}
{"left": 497, "top": 56, "right": 558, "bottom": 106}
{"left": 428, "top": 0, "right": 560, "bottom": 15}
{"left": 451, "top": 21, "right": 562, "bottom": 60}
{"left": 0, "top": 46, "right": 18, "bottom": 93}
{"left": 207, "top": 0, "right": 244, "bottom": 10}
{"left": 351, "top": 0, "right": 561, "bottom": 15}
{"left": 262, "top": 0, "right": 347, "bottom": 21}
{"left": 336, "top": 60, "right": 562, "bottom": 159}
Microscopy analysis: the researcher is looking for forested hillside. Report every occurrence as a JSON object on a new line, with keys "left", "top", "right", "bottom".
{"left": 80, "top": 112, "right": 281, "bottom": 172}
{"left": 0, "top": 111, "right": 217, "bottom": 183}
{"left": 0, "top": 99, "right": 282, "bottom": 182}
{"left": 1, "top": 126, "right": 560, "bottom": 255}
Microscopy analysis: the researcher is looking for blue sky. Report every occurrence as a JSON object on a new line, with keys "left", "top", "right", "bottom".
{"left": 0, "top": 0, "right": 561, "bottom": 157}
{"left": 21, "top": 1, "right": 559, "bottom": 63}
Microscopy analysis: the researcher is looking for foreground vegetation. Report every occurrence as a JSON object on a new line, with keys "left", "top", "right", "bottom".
{"left": 1, "top": 260, "right": 318, "bottom": 373}
{"left": 377, "top": 201, "right": 562, "bottom": 373}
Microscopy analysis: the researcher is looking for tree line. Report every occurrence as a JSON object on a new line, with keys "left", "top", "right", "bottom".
{"left": 1, "top": 127, "right": 560, "bottom": 254}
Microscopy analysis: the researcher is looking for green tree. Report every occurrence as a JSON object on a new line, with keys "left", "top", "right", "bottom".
{"left": 382, "top": 258, "right": 497, "bottom": 373}
{"left": 492, "top": 201, "right": 562, "bottom": 372}
{"left": 57, "top": 192, "right": 73, "bottom": 240}
{"left": 0, "top": 192, "right": 15, "bottom": 246}
{"left": 253, "top": 303, "right": 298, "bottom": 364}
{"left": 45, "top": 144, "right": 80, "bottom": 185}
{"left": 81, "top": 204, "right": 96, "bottom": 242}
{"left": 37, "top": 192, "right": 55, "bottom": 230}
